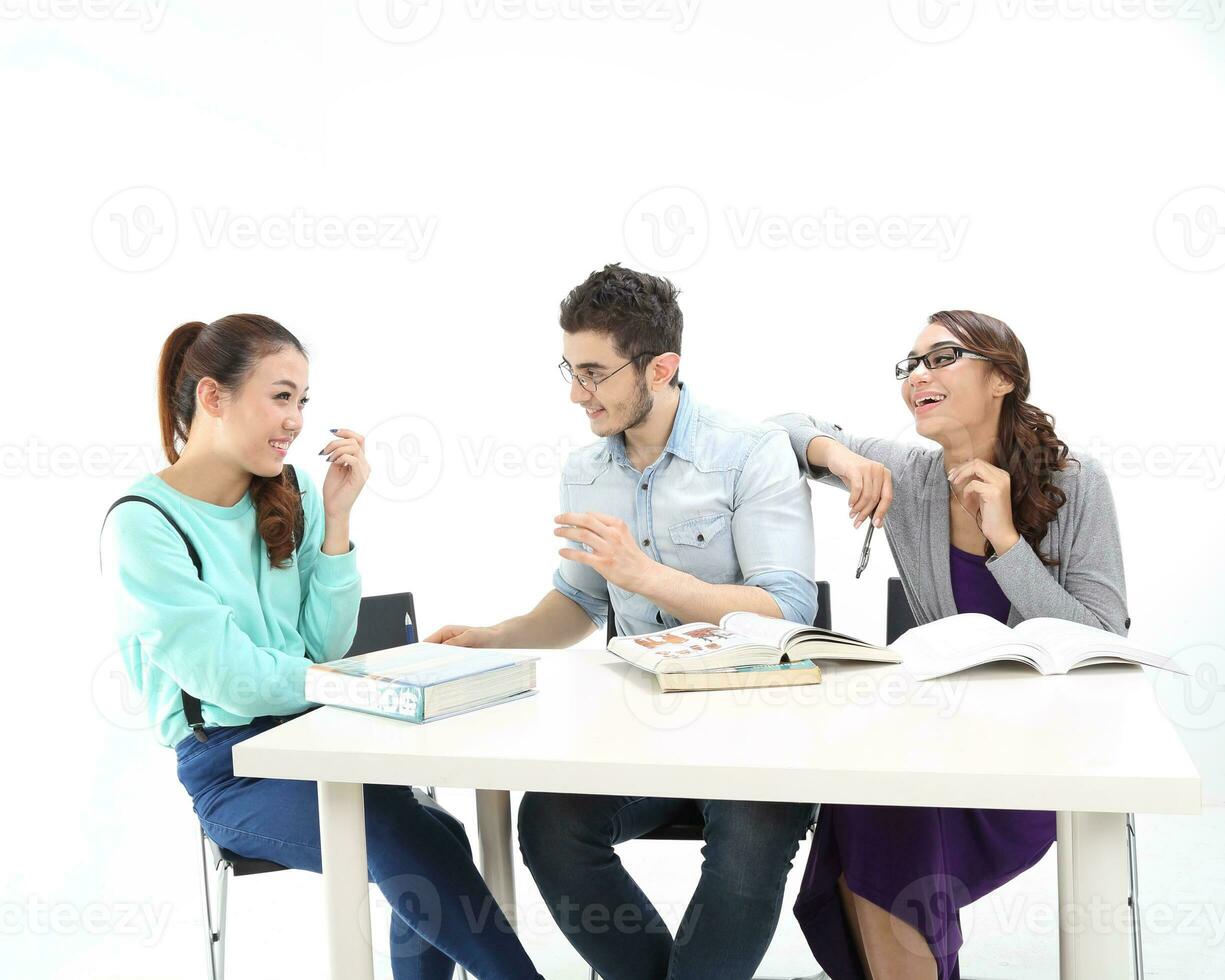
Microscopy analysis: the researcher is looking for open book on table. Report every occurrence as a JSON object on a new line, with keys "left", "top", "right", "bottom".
{"left": 607, "top": 611, "right": 899, "bottom": 675}
{"left": 891, "top": 613, "right": 1186, "bottom": 681}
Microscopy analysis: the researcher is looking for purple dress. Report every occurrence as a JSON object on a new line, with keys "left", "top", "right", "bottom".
{"left": 793, "top": 545, "right": 1056, "bottom": 979}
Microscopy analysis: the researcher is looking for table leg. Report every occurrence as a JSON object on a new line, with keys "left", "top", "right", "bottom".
{"left": 475, "top": 788, "right": 517, "bottom": 930}
{"left": 1056, "top": 811, "right": 1132, "bottom": 979}
{"left": 318, "top": 781, "right": 374, "bottom": 980}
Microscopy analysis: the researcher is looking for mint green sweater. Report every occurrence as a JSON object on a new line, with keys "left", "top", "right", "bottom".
{"left": 103, "top": 471, "right": 361, "bottom": 747}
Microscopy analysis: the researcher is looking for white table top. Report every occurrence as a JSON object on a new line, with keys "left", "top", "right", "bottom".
{"left": 233, "top": 649, "right": 1201, "bottom": 815}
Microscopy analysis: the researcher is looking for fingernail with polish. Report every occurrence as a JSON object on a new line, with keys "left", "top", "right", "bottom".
{"left": 329, "top": 428, "right": 338, "bottom": 434}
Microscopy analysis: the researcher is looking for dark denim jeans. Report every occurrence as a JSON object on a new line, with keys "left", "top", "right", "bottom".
{"left": 518, "top": 792, "right": 814, "bottom": 980}
{"left": 176, "top": 716, "right": 542, "bottom": 980}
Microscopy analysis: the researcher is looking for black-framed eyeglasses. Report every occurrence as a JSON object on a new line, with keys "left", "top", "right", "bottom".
{"left": 558, "top": 352, "right": 662, "bottom": 392}
{"left": 895, "top": 345, "right": 991, "bottom": 380}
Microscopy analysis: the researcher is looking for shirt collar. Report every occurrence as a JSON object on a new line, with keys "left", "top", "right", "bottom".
{"left": 606, "top": 382, "right": 697, "bottom": 466}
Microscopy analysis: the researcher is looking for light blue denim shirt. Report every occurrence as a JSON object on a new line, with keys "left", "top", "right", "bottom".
{"left": 552, "top": 384, "right": 817, "bottom": 636}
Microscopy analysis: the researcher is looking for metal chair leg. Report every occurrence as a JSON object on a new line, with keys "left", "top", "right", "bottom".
{"left": 1127, "top": 812, "right": 1145, "bottom": 979}
{"left": 198, "top": 827, "right": 230, "bottom": 980}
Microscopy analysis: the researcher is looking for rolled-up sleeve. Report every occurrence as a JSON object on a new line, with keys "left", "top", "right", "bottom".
{"left": 553, "top": 477, "right": 610, "bottom": 628}
{"left": 733, "top": 427, "right": 817, "bottom": 625}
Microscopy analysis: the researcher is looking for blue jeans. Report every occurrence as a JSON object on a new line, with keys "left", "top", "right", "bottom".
{"left": 518, "top": 792, "right": 815, "bottom": 980}
{"left": 176, "top": 716, "right": 542, "bottom": 980}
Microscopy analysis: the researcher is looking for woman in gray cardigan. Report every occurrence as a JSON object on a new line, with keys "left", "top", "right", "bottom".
{"left": 775, "top": 310, "right": 1129, "bottom": 980}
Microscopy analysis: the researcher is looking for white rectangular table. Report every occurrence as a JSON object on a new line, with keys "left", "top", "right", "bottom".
{"left": 233, "top": 650, "right": 1201, "bottom": 979}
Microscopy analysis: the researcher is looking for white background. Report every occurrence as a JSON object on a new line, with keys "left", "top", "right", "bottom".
{"left": 2, "top": 1, "right": 1223, "bottom": 977}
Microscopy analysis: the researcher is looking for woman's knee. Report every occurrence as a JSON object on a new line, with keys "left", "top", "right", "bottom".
{"left": 364, "top": 785, "right": 471, "bottom": 853}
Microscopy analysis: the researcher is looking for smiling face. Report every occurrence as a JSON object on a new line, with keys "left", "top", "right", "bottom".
{"left": 900, "top": 321, "right": 1009, "bottom": 444}
{"left": 561, "top": 330, "right": 655, "bottom": 437}
{"left": 205, "top": 347, "right": 310, "bottom": 478}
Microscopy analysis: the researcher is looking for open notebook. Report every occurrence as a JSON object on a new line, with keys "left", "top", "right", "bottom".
{"left": 892, "top": 613, "right": 1186, "bottom": 681}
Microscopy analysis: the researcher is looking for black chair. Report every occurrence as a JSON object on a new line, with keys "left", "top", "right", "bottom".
{"left": 885, "top": 576, "right": 919, "bottom": 645}
{"left": 590, "top": 584, "right": 832, "bottom": 980}
{"left": 197, "top": 592, "right": 469, "bottom": 980}
{"left": 885, "top": 576, "right": 1145, "bottom": 979}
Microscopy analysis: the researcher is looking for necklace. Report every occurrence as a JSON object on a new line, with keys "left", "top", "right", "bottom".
{"left": 951, "top": 485, "right": 983, "bottom": 530}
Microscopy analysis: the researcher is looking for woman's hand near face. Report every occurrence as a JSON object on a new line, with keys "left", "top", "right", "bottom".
{"left": 815, "top": 438, "right": 894, "bottom": 529}
{"left": 947, "top": 458, "right": 1021, "bottom": 555}
{"left": 318, "top": 428, "right": 369, "bottom": 553}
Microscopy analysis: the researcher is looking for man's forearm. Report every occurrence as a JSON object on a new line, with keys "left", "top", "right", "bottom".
{"left": 634, "top": 563, "right": 782, "bottom": 626}
{"left": 494, "top": 589, "right": 599, "bottom": 649}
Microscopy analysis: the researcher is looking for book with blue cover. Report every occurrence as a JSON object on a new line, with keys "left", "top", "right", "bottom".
{"left": 305, "top": 643, "right": 539, "bottom": 723}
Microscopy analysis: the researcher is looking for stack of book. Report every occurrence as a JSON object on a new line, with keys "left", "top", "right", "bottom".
{"left": 306, "top": 644, "right": 539, "bottom": 723}
{"left": 607, "top": 611, "right": 898, "bottom": 693}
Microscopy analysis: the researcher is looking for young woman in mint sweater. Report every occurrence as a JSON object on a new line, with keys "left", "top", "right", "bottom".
{"left": 103, "top": 314, "right": 542, "bottom": 980}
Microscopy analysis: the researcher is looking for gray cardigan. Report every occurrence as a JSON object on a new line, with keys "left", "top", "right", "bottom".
{"left": 771, "top": 414, "right": 1130, "bottom": 636}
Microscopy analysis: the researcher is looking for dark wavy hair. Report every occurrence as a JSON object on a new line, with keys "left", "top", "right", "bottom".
{"left": 931, "top": 310, "right": 1073, "bottom": 565}
{"left": 559, "top": 263, "right": 683, "bottom": 387}
{"left": 157, "top": 314, "right": 306, "bottom": 568}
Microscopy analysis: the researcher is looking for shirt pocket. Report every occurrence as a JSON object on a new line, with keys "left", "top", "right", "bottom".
{"left": 667, "top": 513, "right": 737, "bottom": 584}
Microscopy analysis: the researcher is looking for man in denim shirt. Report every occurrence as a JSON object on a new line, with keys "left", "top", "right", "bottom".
{"left": 428, "top": 264, "right": 817, "bottom": 980}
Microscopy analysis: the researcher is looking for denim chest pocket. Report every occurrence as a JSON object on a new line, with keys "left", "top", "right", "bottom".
{"left": 667, "top": 513, "right": 737, "bottom": 583}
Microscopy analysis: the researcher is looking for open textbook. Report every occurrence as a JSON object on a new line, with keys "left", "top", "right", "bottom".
{"left": 607, "top": 611, "right": 898, "bottom": 675}
{"left": 891, "top": 613, "right": 1187, "bottom": 681}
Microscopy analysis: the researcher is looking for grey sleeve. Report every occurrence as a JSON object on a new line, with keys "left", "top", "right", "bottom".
{"left": 986, "top": 457, "right": 1130, "bottom": 635}
{"left": 768, "top": 413, "right": 916, "bottom": 492}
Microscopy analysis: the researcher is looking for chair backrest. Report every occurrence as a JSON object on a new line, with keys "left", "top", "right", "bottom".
{"left": 346, "top": 591, "right": 418, "bottom": 658}
{"left": 606, "top": 581, "right": 832, "bottom": 642}
{"left": 814, "top": 581, "right": 831, "bottom": 631}
{"left": 886, "top": 577, "right": 918, "bottom": 645}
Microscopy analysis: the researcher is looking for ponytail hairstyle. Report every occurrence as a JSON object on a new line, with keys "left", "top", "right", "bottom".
{"left": 157, "top": 315, "right": 307, "bottom": 568}
{"left": 929, "top": 310, "right": 1073, "bottom": 566}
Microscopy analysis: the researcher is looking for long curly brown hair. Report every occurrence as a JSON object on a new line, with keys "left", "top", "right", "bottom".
{"left": 157, "top": 314, "right": 306, "bottom": 568}
{"left": 931, "top": 310, "right": 1073, "bottom": 565}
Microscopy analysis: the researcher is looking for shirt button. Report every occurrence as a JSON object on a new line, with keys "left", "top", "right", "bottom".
{"left": 696, "top": 533, "right": 705, "bottom": 542}
{"left": 640, "top": 483, "right": 648, "bottom": 491}
{"left": 642, "top": 538, "right": 651, "bottom": 547}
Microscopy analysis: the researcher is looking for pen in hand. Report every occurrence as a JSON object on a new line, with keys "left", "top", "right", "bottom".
{"left": 855, "top": 522, "right": 874, "bottom": 579}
